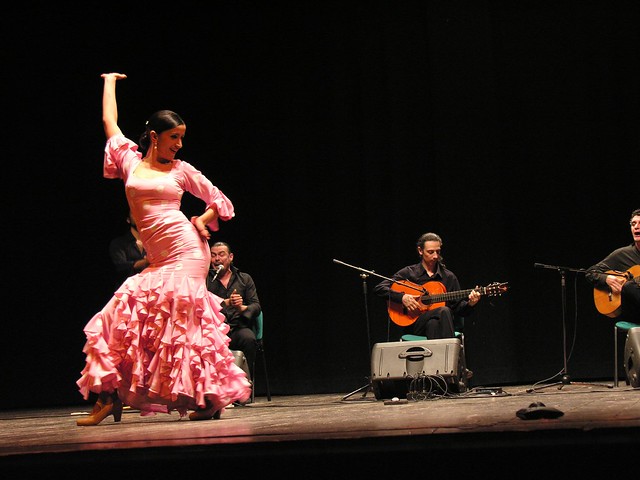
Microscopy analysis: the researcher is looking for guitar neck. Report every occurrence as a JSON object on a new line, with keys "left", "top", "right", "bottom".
{"left": 421, "top": 288, "right": 477, "bottom": 305}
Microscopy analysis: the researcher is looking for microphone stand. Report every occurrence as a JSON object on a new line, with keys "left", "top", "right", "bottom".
{"left": 527, "top": 263, "right": 612, "bottom": 392}
{"left": 333, "top": 259, "right": 424, "bottom": 401}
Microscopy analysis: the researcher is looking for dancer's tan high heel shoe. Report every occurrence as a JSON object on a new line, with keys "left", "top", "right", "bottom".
{"left": 77, "top": 392, "right": 123, "bottom": 426}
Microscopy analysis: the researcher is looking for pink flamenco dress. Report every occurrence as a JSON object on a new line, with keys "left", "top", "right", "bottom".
{"left": 77, "top": 134, "right": 252, "bottom": 418}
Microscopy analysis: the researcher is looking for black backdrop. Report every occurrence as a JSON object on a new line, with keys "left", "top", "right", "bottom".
{"left": 3, "top": 1, "right": 638, "bottom": 409}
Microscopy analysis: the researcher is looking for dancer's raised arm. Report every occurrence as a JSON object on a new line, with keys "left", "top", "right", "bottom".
{"left": 101, "top": 73, "right": 127, "bottom": 139}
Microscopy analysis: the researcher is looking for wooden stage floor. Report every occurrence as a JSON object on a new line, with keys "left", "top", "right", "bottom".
{"left": 1, "top": 382, "right": 639, "bottom": 478}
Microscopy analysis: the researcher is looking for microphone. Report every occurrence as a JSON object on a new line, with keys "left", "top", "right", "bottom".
{"left": 534, "top": 263, "right": 552, "bottom": 269}
{"left": 534, "top": 263, "right": 563, "bottom": 270}
{"left": 212, "top": 264, "right": 224, "bottom": 280}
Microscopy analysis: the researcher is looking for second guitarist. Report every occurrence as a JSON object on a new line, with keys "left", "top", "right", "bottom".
{"left": 373, "top": 232, "right": 482, "bottom": 339}
{"left": 585, "top": 208, "right": 640, "bottom": 322}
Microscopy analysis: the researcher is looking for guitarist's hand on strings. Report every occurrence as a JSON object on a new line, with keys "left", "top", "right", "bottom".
{"left": 402, "top": 294, "right": 423, "bottom": 313}
{"left": 606, "top": 275, "right": 626, "bottom": 294}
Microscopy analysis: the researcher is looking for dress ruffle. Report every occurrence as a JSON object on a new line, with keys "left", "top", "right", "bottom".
{"left": 77, "top": 267, "right": 252, "bottom": 417}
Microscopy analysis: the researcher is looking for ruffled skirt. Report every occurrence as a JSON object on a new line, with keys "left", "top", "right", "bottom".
{"left": 76, "top": 264, "right": 252, "bottom": 417}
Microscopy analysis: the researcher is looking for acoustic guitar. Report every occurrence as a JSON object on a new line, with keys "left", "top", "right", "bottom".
{"left": 593, "top": 265, "right": 640, "bottom": 318}
{"left": 388, "top": 280, "right": 509, "bottom": 326}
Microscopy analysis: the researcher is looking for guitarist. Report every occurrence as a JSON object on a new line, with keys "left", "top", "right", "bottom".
{"left": 585, "top": 208, "right": 640, "bottom": 322}
{"left": 373, "top": 232, "right": 481, "bottom": 339}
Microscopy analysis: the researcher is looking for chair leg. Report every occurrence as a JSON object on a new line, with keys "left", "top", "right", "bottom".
{"left": 261, "top": 349, "right": 272, "bottom": 401}
{"left": 251, "top": 348, "right": 272, "bottom": 402}
{"left": 614, "top": 325, "right": 619, "bottom": 388}
{"left": 251, "top": 358, "right": 256, "bottom": 404}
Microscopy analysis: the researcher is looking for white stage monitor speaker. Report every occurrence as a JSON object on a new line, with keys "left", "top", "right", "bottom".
{"left": 624, "top": 327, "right": 640, "bottom": 388}
{"left": 370, "top": 338, "right": 467, "bottom": 399}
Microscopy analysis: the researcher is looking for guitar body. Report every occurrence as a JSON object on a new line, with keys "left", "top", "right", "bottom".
{"left": 593, "top": 265, "right": 640, "bottom": 318}
{"left": 388, "top": 281, "right": 447, "bottom": 326}
{"left": 387, "top": 280, "right": 509, "bottom": 327}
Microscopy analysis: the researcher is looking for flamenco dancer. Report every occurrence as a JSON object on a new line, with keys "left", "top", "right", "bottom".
{"left": 76, "top": 73, "right": 251, "bottom": 426}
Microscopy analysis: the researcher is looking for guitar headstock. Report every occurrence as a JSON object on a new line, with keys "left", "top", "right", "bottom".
{"left": 484, "top": 282, "right": 509, "bottom": 297}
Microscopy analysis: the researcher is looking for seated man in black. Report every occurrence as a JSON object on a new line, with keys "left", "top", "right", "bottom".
{"left": 373, "top": 232, "right": 481, "bottom": 339}
{"left": 206, "top": 242, "right": 261, "bottom": 382}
